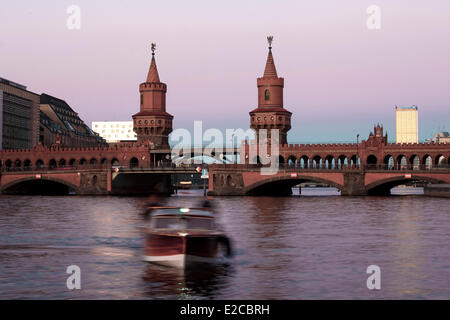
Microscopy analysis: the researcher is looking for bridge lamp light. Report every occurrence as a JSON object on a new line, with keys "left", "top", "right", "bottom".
{"left": 356, "top": 134, "right": 360, "bottom": 166}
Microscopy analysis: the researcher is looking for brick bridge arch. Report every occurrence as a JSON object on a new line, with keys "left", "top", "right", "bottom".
{"left": 207, "top": 168, "right": 347, "bottom": 196}
{"left": 243, "top": 173, "right": 344, "bottom": 195}
{"left": 0, "top": 175, "right": 80, "bottom": 194}
{"left": 208, "top": 165, "right": 450, "bottom": 196}
{"left": 365, "top": 174, "right": 449, "bottom": 195}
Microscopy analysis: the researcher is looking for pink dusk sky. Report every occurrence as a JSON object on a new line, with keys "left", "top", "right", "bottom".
{"left": 1, "top": 0, "right": 449, "bottom": 143}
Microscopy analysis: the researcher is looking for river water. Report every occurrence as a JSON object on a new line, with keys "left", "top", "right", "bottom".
{"left": 0, "top": 188, "right": 449, "bottom": 299}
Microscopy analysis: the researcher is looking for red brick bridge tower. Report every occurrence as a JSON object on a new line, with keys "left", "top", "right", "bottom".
{"left": 133, "top": 43, "right": 173, "bottom": 149}
{"left": 250, "top": 36, "right": 292, "bottom": 145}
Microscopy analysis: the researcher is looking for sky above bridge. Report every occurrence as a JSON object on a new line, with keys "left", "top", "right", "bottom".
{"left": 1, "top": 0, "right": 449, "bottom": 144}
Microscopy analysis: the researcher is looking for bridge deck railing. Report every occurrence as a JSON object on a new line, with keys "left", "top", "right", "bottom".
{"left": 363, "top": 164, "right": 450, "bottom": 171}
{"left": 210, "top": 163, "right": 450, "bottom": 171}
{"left": 1, "top": 163, "right": 449, "bottom": 173}
{"left": 0, "top": 163, "right": 201, "bottom": 173}
{"left": 0, "top": 165, "right": 110, "bottom": 173}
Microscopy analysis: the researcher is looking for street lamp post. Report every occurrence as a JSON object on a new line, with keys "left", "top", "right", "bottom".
{"left": 231, "top": 133, "right": 235, "bottom": 164}
{"left": 203, "top": 164, "right": 207, "bottom": 196}
{"left": 356, "top": 134, "right": 360, "bottom": 168}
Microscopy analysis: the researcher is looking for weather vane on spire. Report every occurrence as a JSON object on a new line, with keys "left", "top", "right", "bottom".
{"left": 151, "top": 43, "right": 156, "bottom": 55}
{"left": 267, "top": 36, "right": 273, "bottom": 49}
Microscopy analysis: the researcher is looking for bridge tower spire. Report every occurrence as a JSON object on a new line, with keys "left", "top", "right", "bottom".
{"left": 249, "top": 36, "right": 292, "bottom": 145}
{"left": 133, "top": 43, "right": 173, "bottom": 149}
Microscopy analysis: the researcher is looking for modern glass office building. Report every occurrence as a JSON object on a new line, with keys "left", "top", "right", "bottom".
{"left": 0, "top": 77, "right": 40, "bottom": 150}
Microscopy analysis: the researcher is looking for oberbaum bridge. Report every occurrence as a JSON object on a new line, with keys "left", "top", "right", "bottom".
{"left": 1, "top": 39, "right": 450, "bottom": 197}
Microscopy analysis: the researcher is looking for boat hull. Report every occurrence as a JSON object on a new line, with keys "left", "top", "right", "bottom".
{"left": 144, "top": 232, "right": 230, "bottom": 268}
{"left": 143, "top": 253, "right": 225, "bottom": 269}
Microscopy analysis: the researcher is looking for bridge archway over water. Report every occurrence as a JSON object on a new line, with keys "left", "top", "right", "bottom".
{"left": 1, "top": 177, "right": 78, "bottom": 195}
{"left": 366, "top": 175, "right": 445, "bottom": 196}
{"left": 243, "top": 175, "right": 343, "bottom": 196}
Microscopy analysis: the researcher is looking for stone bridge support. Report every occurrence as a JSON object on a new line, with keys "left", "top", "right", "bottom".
{"left": 341, "top": 172, "right": 367, "bottom": 196}
{"left": 78, "top": 171, "right": 110, "bottom": 195}
{"left": 208, "top": 171, "right": 246, "bottom": 196}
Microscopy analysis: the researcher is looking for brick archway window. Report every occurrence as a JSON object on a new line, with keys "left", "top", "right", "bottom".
{"left": 265, "top": 89, "right": 270, "bottom": 101}
{"left": 130, "top": 157, "right": 139, "bottom": 168}
{"left": 36, "top": 159, "right": 44, "bottom": 168}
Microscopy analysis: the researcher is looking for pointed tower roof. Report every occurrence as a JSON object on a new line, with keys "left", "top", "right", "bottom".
{"left": 146, "top": 43, "right": 160, "bottom": 83}
{"left": 263, "top": 36, "right": 278, "bottom": 78}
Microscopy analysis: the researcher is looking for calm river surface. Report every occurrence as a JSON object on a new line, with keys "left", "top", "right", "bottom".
{"left": 0, "top": 188, "right": 449, "bottom": 299}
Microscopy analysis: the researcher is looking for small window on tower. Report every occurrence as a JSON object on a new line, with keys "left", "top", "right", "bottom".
{"left": 140, "top": 94, "right": 143, "bottom": 105}
{"left": 265, "top": 90, "right": 270, "bottom": 101}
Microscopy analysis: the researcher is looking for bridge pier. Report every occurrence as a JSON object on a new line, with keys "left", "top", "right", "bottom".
{"left": 341, "top": 172, "right": 368, "bottom": 196}
{"left": 424, "top": 184, "right": 450, "bottom": 198}
{"left": 207, "top": 172, "right": 245, "bottom": 196}
{"left": 78, "top": 171, "right": 109, "bottom": 195}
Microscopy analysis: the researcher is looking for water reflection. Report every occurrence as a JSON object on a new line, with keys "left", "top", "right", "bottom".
{"left": 0, "top": 188, "right": 449, "bottom": 299}
{"left": 389, "top": 197, "right": 427, "bottom": 297}
{"left": 141, "top": 263, "right": 233, "bottom": 299}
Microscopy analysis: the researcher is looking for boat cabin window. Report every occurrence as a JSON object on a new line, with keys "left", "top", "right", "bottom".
{"left": 186, "top": 218, "right": 214, "bottom": 230}
{"left": 153, "top": 217, "right": 184, "bottom": 229}
{"left": 152, "top": 216, "right": 215, "bottom": 230}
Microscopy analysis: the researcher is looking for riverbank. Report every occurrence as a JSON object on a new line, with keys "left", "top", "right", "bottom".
{"left": 424, "top": 184, "right": 450, "bottom": 198}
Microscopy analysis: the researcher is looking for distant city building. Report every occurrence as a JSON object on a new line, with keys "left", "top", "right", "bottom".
{"left": 1, "top": 78, "right": 105, "bottom": 150}
{"left": 0, "top": 77, "right": 40, "bottom": 150}
{"left": 92, "top": 121, "right": 137, "bottom": 143}
{"left": 39, "top": 93, "right": 107, "bottom": 148}
{"left": 396, "top": 106, "right": 418, "bottom": 143}
{"left": 427, "top": 132, "right": 450, "bottom": 144}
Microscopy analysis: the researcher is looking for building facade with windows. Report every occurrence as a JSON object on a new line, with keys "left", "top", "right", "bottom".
{"left": 0, "top": 77, "right": 40, "bottom": 150}
{"left": 91, "top": 121, "right": 137, "bottom": 143}
{"left": 1, "top": 78, "right": 105, "bottom": 150}
{"left": 39, "top": 94, "right": 107, "bottom": 148}
{"left": 396, "top": 106, "right": 418, "bottom": 143}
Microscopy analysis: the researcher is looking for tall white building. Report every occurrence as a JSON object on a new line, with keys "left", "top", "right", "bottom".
{"left": 91, "top": 121, "right": 137, "bottom": 143}
{"left": 396, "top": 106, "right": 418, "bottom": 143}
